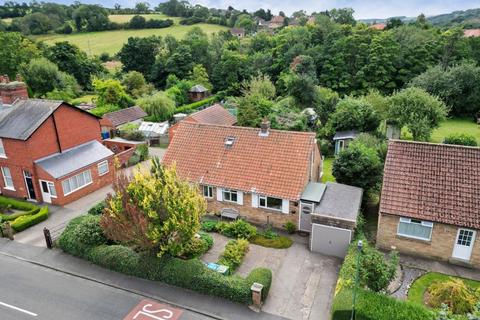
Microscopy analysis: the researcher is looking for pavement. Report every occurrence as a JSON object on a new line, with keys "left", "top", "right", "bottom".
{"left": 14, "top": 147, "right": 166, "bottom": 247}
{"left": 204, "top": 233, "right": 341, "bottom": 320}
{"left": 0, "top": 238, "right": 285, "bottom": 320}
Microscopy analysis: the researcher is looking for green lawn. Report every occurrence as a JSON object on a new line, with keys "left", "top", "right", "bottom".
{"left": 34, "top": 23, "right": 228, "bottom": 56}
{"left": 401, "top": 118, "right": 480, "bottom": 144}
{"left": 408, "top": 272, "right": 480, "bottom": 307}
{"left": 108, "top": 14, "right": 182, "bottom": 24}
{"left": 322, "top": 157, "right": 336, "bottom": 183}
{"left": 1, "top": 18, "right": 12, "bottom": 24}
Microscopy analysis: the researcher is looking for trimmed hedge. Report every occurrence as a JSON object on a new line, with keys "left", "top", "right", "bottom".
{"left": 10, "top": 206, "right": 49, "bottom": 232}
{"left": 250, "top": 234, "right": 293, "bottom": 249}
{"left": 331, "top": 288, "right": 435, "bottom": 320}
{"left": 58, "top": 216, "right": 272, "bottom": 305}
{"left": 174, "top": 96, "right": 218, "bottom": 114}
{"left": 218, "top": 239, "right": 249, "bottom": 272}
{"left": 0, "top": 196, "right": 40, "bottom": 221}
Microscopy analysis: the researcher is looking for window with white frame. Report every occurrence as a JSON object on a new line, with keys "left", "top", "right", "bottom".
{"left": 0, "top": 139, "right": 6, "bottom": 158}
{"left": 223, "top": 189, "right": 238, "bottom": 203}
{"left": 98, "top": 160, "right": 109, "bottom": 176}
{"left": 203, "top": 185, "right": 213, "bottom": 198}
{"left": 397, "top": 217, "right": 433, "bottom": 241}
{"left": 259, "top": 195, "right": 283, "bottom": 211}
{"left": 1, "top": 167, "right": 14, "bottom": 189}
{"left": 62, "top": 170, "right": 92, "bottom": 196}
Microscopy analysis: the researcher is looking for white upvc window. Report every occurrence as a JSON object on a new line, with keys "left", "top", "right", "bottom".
{"left": 258, "top": 195, "right": 283, "bottom": 211}
{"left": 0, "top": 139, "right": 6, "bottom": 158}
{"left": 62, "top": 170, "right": 93, "bottom": 196}
{"left": 98, "top": 160, "right": 109, "bottom": 176}
{"left": 203, "top": 185, "right": 213, "bottom": 198}
{"left": 1, "top": 167, "right": 14, "bottom": 190}
{"left": 397, "top": 217, "right": 433, "bottom": 241}
{"left": 223, "top": 189, "right": 238, "bottom": 203}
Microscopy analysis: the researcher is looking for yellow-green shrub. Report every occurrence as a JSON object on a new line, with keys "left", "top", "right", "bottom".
{"left": 426, "top": 279, "right": 478, "bottom": 314}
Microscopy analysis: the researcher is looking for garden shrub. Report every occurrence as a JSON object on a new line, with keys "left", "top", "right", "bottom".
{"left": 0, "top": 196, "right": 40, "bottom": 221}
{"left": 201, "top": 219, "right": 218, "bottom": 232}
{"left": 283, "top": 221, "right": 296, "bottom": 234}
{"left": 246, "top": 268, "right": 272, "bottom": 301}
{"left": 174, "top": 96, "right": 218, "bottom": 114}
{"left": 426, "top": 279, "right": 478, "bottom": 314}
{"left": 70, "top": 215, "right": 107, "bottom": 247}
{"left": 250, "top": 234, "right": 293, "bottom": 249}
{"left": 218, "top": 239, "right": 249, "bottom": 272}
{"left": 218, "top": 220, "right": 257, "bottom": 240}
{"left": 135, "top": 144, "right": 149, "bottom": 161}
{"left": 57, "top": 215, "right": 103, "bottom": 257}
{"left": 180, "top": 232, "right": 213, "bottom": 259}
{"left": 443, "top": 133, "right": 478, "bottom": 147}
{"left": 332, "top": 288, "right": 434, "bottom": 320}
{"left": 10, "top": 206, "right": 49, "bottom": 232}
{"left": 88, "top": 201, "right": 105, "bottom": 215}
{"left": 88, "top": 244, "right": 140, "bottom": 275}
{"left": 262, "top": 227, "right": 278, "bottom": 240}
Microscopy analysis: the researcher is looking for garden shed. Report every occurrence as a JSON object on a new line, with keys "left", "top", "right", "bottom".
{"left": 299, "top": 182, "right": 363, "bottom": 258}
{"left": 333, "top": 130, "right": 359, "bottom": 155}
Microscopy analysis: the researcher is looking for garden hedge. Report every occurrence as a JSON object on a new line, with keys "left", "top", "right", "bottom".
{"left": 10, "top": 206, "right": 49, "bottom": 232}
{"left": 58, "top": 215, "right": 272, "bottom": 305}
{"left": 174, "top": 96, "right": 218, "bottom": 114}
{"left": 0, "top": 196, "right": 40, "bottom": 221}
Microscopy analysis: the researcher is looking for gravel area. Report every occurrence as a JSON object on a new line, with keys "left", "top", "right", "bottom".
{"left": 390, "top": 266, "right": 426, "bottom": 300}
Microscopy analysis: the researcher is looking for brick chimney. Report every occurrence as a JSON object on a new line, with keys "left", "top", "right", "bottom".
{"left": 259, "top": 118, "right": 270, "bottom": 137}
{"left": 0, "top": 74, "right": 28, "bottom": 105}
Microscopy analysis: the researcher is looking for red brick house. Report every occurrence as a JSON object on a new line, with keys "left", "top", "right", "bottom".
{"left": 169, "top": 104, "right": 236, "bottom": 142}
{"left": 163, "top": 121, "right": 363, "bottom": 257}
{"left": 0, "top": 99, "right": 115, "bottom": 206}
{"left": 377, "top": 140, "right": 480, "bottom": 268}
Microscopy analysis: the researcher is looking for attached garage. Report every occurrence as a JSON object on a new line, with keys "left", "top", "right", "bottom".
{"left": 300, "top": 182, "right": 363, "bottom": 258}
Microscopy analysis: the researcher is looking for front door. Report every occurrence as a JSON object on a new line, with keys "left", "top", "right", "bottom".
{"left": 299, "top": 202, "right": 313, "bottom": 232}
{"left": 39, "top": 180, "right": 56, "bottom": 204}
{"left": 23, "top": 170, "right": 36, "bottom": 200}
{"left": 452, "top": 229, "right": 476, "bottom": 261}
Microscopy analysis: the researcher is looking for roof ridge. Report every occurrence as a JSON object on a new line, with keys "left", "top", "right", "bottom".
{"left": 180, "top": 121, "right": 317, "bottom": 136}
{"left": 389, "top": 139, "right": 480, "bottom": 151}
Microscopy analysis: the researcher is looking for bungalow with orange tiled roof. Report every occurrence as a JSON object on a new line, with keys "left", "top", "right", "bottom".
{"left": 163, "top": 120, "right": 363, "bottom": 257}
{"left": 377, "top": 140, "right": 480, "bottom": 268}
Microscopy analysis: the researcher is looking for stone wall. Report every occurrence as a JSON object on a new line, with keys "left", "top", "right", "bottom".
{"left": 377, "top": 213, "right": 480, "bottom": 268}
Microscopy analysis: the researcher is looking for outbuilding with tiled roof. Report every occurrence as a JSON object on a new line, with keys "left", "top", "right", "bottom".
{"left": 377, "top": 140, "right": 480, "bottom": 268}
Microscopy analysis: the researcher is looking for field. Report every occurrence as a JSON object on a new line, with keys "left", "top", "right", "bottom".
{"left": 108, "top": 14, "right": 182, "bottom": 24}
{"left": 430, "top": 118, "right": 480, "bottom": 144}
{"left": 34, "top": 23, "right": 228, "bottom": 56}
{"left": 322, "top": 157, "right": 336, "bottom": 183}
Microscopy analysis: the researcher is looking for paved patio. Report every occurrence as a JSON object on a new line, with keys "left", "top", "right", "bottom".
{"left": 202, "top": 233, "right": 341, "bottom": 320}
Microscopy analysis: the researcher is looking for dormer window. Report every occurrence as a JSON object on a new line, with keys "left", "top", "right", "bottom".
{"left": 0, "top": 139, "right": 6, "bottom": 158}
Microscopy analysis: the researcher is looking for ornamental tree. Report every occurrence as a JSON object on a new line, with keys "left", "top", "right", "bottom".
{"left": 101, "top": 158, "right": 206, "bottom": 257}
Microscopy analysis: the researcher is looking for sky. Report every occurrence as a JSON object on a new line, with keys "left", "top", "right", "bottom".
{"left": 7, "top": 0, "right": 480, "bottom": 19}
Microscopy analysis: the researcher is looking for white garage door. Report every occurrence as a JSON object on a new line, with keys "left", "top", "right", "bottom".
{"left": 310, "top": 224, "right": 352, "bottom": 258}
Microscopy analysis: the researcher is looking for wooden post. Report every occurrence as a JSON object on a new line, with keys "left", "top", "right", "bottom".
{"left": 43, "top": 227, "right": 53, "bottom": 249}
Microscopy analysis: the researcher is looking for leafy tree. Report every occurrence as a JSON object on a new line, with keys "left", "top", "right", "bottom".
{"left": 315, "top": 87, "right": 339, "bottom": 125}
{"left": 388, "top": 87, "right": 448, "bottom": 141}
{"left": 72, "top": 5, "right": 109, "bottom": 32}
{"left": 188, "top": 64, "right": 212, "bottom": 90}
{"left": 10, "top": 12, "right": 54, "bottom": 34}
{"left": 122, "top": 71, "right": 153, "bottom": 98}
{"left": 21, "top": 57, "right": 79, "bottom": 97}
{"left": 237, "top": 74, "right": 276, "bottom": 127}
{"left": 443, "top": 133, "right": 477, "bottom": 147}
{"left": 386, "top": 18, "right": 403, "bottom": 29}
{"left": 129, "top": 15, "right": 146, "bottom": 29}
{"left": 101, "top": 159, "right": 206, "bottom": 257}
{"left": 134, "top": 2, "right": 150, "bottom": 14}
{"left": 137, "top": 92, "right": 176, "bottom": 121}
{"left": 45, "top": 41, "right": 104, "bottom": 89}
{"left": 0, "top": 32, "right": 40, "bottom": 78}
{"left": 328, "top": 97, "right": 380, "bottom": 132}
{"left": 328, "top": 8, "right": 356, "bottom": 25}
{"left": 212, "top": 50, "right": 251, "bottom": 94}
{"left": 92, "top": 78, "right": 134, "bottom": 108}
{"left": 332, "top": 143, "right": 383, "bottom": 191}
{"left": 165, "top": 45, "right": 194, "bottom": 79}
{"left": 118, "top": 36, "right": 162, "bottom": 78}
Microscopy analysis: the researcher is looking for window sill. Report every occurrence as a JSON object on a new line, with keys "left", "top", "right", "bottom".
{"left": 222, "top": 200, "right": 239, "bottom": 204}
{"left": 3, "top": 187, "right": 15, "bottom": 191}
{"left": 258, "top": 206, "right": 283, "bottom": 213}
{"left": 98, "top": 171, "right": 109, "bottom": 177}
{"left": 396, "top": 234, "right": 431, "bottom": 244}
{"left": 0, "top": 155, "right": 7, "bottom": 159}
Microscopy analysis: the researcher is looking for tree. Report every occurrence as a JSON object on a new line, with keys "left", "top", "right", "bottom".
{"left": 212, "top": 50, "right": 251, "bottom": 93}
{"left": 443, "top": 133, "right": 477, "bottom": 147}
{"left": 328, "top": 98, "right": 380, "bottom": 132}
{"left": 21, "top": 57, "right": 79, "bottom": 98}
{"left": 315, "top": 87, "right": 339, "bottom": 125}
{"left": 388, "top": 87, "right": 447, "bottom": 141}
{"left": 72, "top": 5, "right": 109, "bottom": 32}
{"left": 332, "top": 143, "right": 383, "bottom": 191}
{"left": 237, "top": 74, "right": 276, "bottom": 127}
{"left": 45, "top": 41, "right": 104, "bottom": 89}
{"left": 118, "top": 36, "right": 162, "bottom": 78}
{"left": 101, "top": 159, "right": 206, "bottom": 257}
{"left": 134, "top": 2, "right": 150, "bottom": 14}
{"left": 165, "top": 45, "right": 194, "bottom": 79}
{"left": 329, "top": 8, "right": 356, "bottom": 25}
{"left": 188, "top": 64, "right": 212, "bottom": 90}
{"left": 386, "top": 18, "right": 403, "bottom": 29}
{"left": 121, "top": 71, "right": 153, "bottom": 97}
{"left": 0, "top": 32, "right": 40, "bottom": 78}
{"left": 92, "top": 78, "right": 134, "bottom": 108}
{"left": 137, "top": 92, "right": 175, "bottom": 121}
{"left": 129, "top": 15, "right": 146, "bottom": 29}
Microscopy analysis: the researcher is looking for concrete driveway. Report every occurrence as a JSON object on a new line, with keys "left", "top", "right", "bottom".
{"left": 14, "top": 147, "right": 166, "bottom": 247}
{"left": 203, "top": 233, "right": 340, "bottom": 320}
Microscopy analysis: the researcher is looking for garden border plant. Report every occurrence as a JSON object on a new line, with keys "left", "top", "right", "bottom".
{"left": 0, "top": 196, "right": 49, "bottom": 232}
{"left": 57, "top": 215, "right": 272, "bottom": 305}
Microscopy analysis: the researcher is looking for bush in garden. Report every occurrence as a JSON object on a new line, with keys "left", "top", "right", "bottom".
{"left": 427, "top": 279, "right": 477, "bottom": 314}
{"left": 218, "top": 239, "right": 249, "bottom": 272}
{"left": 262, "top": 227, "right": 278, "bottom": 239}
{"left": 179, "top": 232, "right": 213, "bottom": 259}
{"left": 283, "top": 221, "right": 296, "bottom": 234}
{"left": 443, "top": 133, "right": 478, "bottom": 147}
{"left": 360, "top": 245, "right": 399, "bottom": 292}
{"left": 10, "top": 206, "right": 49, "bottom": 232}
{"left": 246, "top": 268, "right": 272, "bottom": 301}
{"left": 88, "top": 201, "right": 105, "bottom": 215}
{"left": 218, "top": 220, "right": 257, "bottom": 240}
{"left": 200, "top": 219, "right": 218, "bottom": 232}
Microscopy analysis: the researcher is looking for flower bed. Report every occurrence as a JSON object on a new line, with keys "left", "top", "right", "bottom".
{"left": 0, "top": 196, "right": 49, "bottom": 232}
{"left": 58, "top": 215, "right": 272, "bottom": 305}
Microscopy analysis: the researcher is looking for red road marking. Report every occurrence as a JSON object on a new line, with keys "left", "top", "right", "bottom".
{"left": 123, "top": 299, "right": 183, "bottom": 320}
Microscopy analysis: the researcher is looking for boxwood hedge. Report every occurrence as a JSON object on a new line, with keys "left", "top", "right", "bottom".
{"left": 10, "top": 206, "right": 49, "bottom": 232}
{"left": 0, "top": 196, "right": 40, "bottom": 221}
{"left": 57, "top": 215, "right": 272, "bottom": 305}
